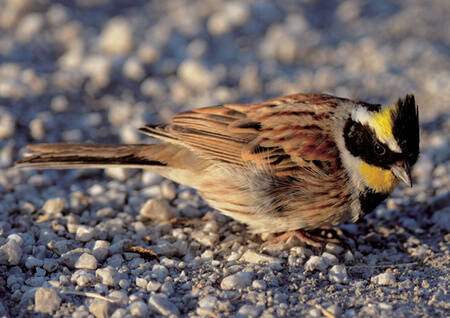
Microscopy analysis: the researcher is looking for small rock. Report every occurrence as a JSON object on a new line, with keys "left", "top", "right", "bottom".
{"left": 372, "top": 271, "right": 396, "bottom": 286}
{"left": 42, "top": 197, "right": 66, "bottom": 215}
{"left": 252, "top": 280, "right": 267, "bottom": 290}
{"left": 100, "top": 17, "right": 133, "bottom": 55}
{"left": 92, "top": 240, "right": 110, "bottom": 262}
{"left": 139, "top": 198, "right": 174, "bottom": 222}
{"left": 50, "top": 95, "right": 69, "bottom": 112}
{"left": 221, "top": 271, "right": 253, "bottom": 290}
{"left": 0, "top": 107, "right": 15, "bottom": 138}
{"left": 198, "top": 295, "right": 218, "bottom": 309}
{"left": 328, "top": 265, "right": 349, "bottom": 284}
{"left": 191, "top": 230, "right": 219, "bottom": 247}
{"left": 160, "top": 180, "right": 177, "bottom": 200}
{"left": 61, "top": 248, "right": 91, "bottom": 268}
{"left": 321, "top": 252, "right": 339, "bottom": 266}
{"left": 96, "top": 266, "right": 118, "bottom": 287}
{"left": 109, "top": 290, "right": 128, "bottom": 305}
{"left": 43, "top": 258, "right": 58, "bottom": 272}
{"left": 0, "top": 239, "right": 22, "bottom": 265}
{"left": 147, "top": 280, "right": 161, "bottom": 292}
{"left": 105, "top": 167, "right": 132, "bottom": 182}
{"left": 237, "top": 304, "right": 262, "bottom": 318}
{"left": 17, "top": 13, "right": 44, "bottom": 42}
{"left": 304, "top": 256, "right": 328, "bottom": 272}
{"left": 152, "top": 264, "right": 169, "bottom": 282}
{"left": 149, "top": 293, "right": 180, "bottom": 316}
{"left": 34, "top": 287, "right": 61, "bottom": 314}
{"left": 111, "top": 308, "right": 127, "bottom": 318}
{"left": 178, "top": 59, "right": 217, "bottom": 90}
{"left": 431, "top": 207, "right": 450, "bottom": 231}
{"left": 75, "top": 252, "right": 97, "bottom": 270}
{"left": 240, "top": 249, "right": 281, "bottom": 264}
{"left": 123, "top": 57, "right": 145, "bottom": 81}
{"left": 325, "top": 243, "right": 344, "bottom": 255}
{"left": 89, "top": 299, "right": 111, "bottom": 318}
{"left": 71, "top": 269, "right": 96, "bottom": 287}
{"left": 129, "top": 301, "right": 148, "bottom": 317}
{"left": 25, "top": 255, "right": 44, "bottom": 269}
{"left": 76, "top": 226, "right": 95, "bottom": 242}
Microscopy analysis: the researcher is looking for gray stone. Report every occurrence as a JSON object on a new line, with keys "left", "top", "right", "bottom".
{"left": 100, "top": 17, "right": 133, "bottom": 55}
{"left": 25, "top": 255, "right": 44, "bottom": 268}
{"left": 221, "top": 271, "right": 253, "bottom": 290}
{"left": 89, "top": 299, "right": 111, "bottom": 318}
{"left": 139, "top": 198, "right": 174, "bottom": 222}
{"left": 237, "top": 304, "right": 262, "bottom": 318}
{"left": 149, "top": 293, "right": 179, "bottom": 316}
{"left": 92, "top": 240, "right": 110, "bottom": 262}
{"left": 34, "top": 287, "right": 61, "bottom": 314}
{"left": 372, "top": 271, "right": 396, "bottom": 286}
{"left": 96, "top": 266, "right": 118, "bottom": 286}
{"left": 61, "top": 248, "right": 91, "bottom": 268}
{"left": 304, "top": 256, "right": 328, "bottom": 272}
{"left": 71, "top": 269, "right": 96, "bottom": 287}
{"left": 75, "top": 252, "right": 97, "bottom": 270}
{"left": 152, "top": 264, "right": 169, "bottom": 281}
{"left": 129, "top": 301, "right": 148, "bottom": 317}
{"left": 76, "top": 226, "right": 95, "bottom": 242}
{"left": 240, "top": 250, "right": 281, "bottom": 264}
{"left": 431, "top": 207, "right": 450, "bottom": 231}
{"left": 252, "top": 280, "right": 267, "bottom": 290}
{"left": 0, "top": 239, "right": 22, "bottom": 265}
{"left": 42, "top": 197, "right": 66, "bottom": 214}
{"left": 328, "top": 265, "right": 349, "bottom": 284}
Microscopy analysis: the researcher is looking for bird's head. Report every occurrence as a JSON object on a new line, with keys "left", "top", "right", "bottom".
{"left": 344, "top": 95, "right": 419, "bottom": 192}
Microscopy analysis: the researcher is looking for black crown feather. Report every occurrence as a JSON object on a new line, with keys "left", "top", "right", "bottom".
{"left": 391, "top": 94, "right": 420, "bottom": 166}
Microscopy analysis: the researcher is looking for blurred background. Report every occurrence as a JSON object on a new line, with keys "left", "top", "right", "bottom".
{"left": 0, "top": 0, "right": 449, "bottom": 166}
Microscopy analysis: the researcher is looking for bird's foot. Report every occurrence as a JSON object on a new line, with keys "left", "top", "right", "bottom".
{"left": 261, "top": 228, "right": 341, "bottom": 249}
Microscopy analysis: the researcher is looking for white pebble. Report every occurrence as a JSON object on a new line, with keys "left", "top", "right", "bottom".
{"left": 123, "top": 57, "right": 145, "bottom": 81}
{"left": 92, "top": 240, "right": 110, "bottom": 262}
{"left": 372, "top": 271, "right": 396, "bottom": 286}
{"left": 328, "top": 264, "right": 349, "bottom": 284}
{"left": 34, "top": 287, "right": 61, "bottom": 314}
{"left": 42, "top": 197, "right": 66, "bottom": 215}
{"left": 178, "top": 59, "right": 217, "bottom": 90}
{"left": 129, "top": 301, "right": 148, "bottom": 317}
{"left": 96, "top": 266, "right": 118, "bottom": 286}
{"left": 304, "top": 256, "right": 328, "bottom": 272}
{"left": 100, "top": 17, "right": 133, "bottom": 55}
{"left": 0, "top": 107, "right": 15, "bottom": 138}
{"left": 220, "top": 271, "right": 253, "bottom": 290}
{"left": 75, "top": 252, "right": 97, "bottom": 270}
{"left": 76, "top": 226, "right": 95, "bottom": 242}
{"left": 149, "top": 294, "right": 180, "bottom": 316}
{"left": 139, "top": 198, "right": 174, "bottom": 222}
{"left": 0, "top": 239, "right": 22, "bottom": 265}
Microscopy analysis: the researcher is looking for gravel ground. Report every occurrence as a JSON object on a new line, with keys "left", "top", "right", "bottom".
{"left": 0, "top": 0, "right": 449, "bottom": 317}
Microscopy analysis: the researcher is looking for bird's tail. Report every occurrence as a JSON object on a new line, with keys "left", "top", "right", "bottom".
{"left": 15, "top": 143, "right": 167, "bottom": 170}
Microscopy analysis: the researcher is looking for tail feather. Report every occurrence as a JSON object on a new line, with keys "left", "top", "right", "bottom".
{"left": 15, "top": 143, "right": 166, "bottom": 170}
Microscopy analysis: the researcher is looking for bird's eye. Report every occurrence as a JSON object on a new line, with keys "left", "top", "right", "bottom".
{"left": 374, "top": 143, "right": 385, "bottom": 156}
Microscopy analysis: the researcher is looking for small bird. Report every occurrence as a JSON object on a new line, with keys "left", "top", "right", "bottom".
{"left": 16, "top": 93, "right": 419, "bottom": 247}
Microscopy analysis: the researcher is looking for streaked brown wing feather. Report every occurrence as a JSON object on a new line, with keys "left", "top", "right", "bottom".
{"left": 140, "top": 93, "right": 343, "bottom": 176}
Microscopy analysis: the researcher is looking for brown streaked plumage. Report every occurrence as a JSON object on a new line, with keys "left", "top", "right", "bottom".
{"left": 16, "top": 93, "right": 420, "bottom": 247}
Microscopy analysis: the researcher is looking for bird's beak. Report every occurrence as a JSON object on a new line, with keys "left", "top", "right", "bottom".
{"left": 391, "top": 162, "right": 413, "bottom": 187}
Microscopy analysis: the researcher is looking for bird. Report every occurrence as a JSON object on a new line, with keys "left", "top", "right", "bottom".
{"left": 16, "top": 93, "right": 420, "bottom": 247}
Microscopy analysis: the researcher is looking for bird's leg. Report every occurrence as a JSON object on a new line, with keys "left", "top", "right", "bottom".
{"left": 261, "top": 228, "right": 341, "bottom": 249}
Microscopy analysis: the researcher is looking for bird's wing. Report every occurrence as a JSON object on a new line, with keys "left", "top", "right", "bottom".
{"left": 140, "top": 93, "right": 344, "bottom": 177}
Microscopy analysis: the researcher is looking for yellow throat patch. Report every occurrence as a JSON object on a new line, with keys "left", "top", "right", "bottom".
{"left": 359, "top": 161, "right": 399, "bottom": 193}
